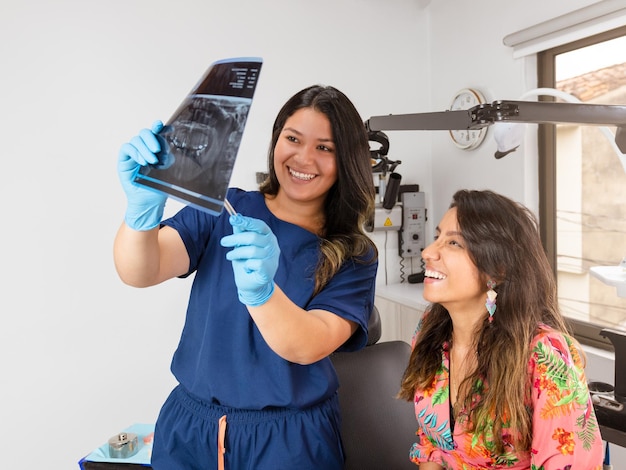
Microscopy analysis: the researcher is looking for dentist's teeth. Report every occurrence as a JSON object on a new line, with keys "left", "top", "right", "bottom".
{"left": 289, "top": 168, "right": 315, "bottom": 181}
{"left": 425, "top": 269, "right": 446, "bottom": 280}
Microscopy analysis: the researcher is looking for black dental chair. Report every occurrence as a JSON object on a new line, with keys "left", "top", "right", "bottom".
{"left": 331, "top": 306, "right": 418, "bottom": 470}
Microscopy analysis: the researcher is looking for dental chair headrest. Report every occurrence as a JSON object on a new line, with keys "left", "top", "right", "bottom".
{"left": 367, "top": 305, "right": 382, "bottom": 346}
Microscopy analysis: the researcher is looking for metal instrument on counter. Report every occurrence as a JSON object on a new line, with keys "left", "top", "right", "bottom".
{"left": 108, "top": 432, "right": 139, "bottom": 459}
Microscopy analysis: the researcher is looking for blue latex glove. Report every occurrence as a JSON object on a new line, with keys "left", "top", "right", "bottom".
{"left": 118, "top": 121, "right": 167, "bottom": 231}
{"left": 220, "top": 215, "right": 280, "bottom": 307}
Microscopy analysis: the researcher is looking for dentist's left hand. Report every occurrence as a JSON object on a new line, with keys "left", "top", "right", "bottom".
{"left": 220, "top": 215, "right": 280, "bottom": 307}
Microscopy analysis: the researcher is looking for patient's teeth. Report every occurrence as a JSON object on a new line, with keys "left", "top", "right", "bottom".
{"left": 425, "top": 269, "right": 446, "bottom": 280}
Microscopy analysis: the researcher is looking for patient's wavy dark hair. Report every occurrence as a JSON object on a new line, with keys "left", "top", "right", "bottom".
{"left": 259, "top": 85, "right": 377, "bottom": 294}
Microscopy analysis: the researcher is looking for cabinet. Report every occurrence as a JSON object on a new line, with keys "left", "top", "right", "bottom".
{"left": 375, "top": 283, "right": 429, "bottom": 345}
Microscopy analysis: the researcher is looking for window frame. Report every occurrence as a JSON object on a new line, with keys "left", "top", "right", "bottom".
{"left": 537, "top": 25, "right": 626, "bottom": 350}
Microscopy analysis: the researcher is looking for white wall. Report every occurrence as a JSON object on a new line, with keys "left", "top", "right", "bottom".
{"left": 1, "top": 1, "right": 620, "bottom": 468}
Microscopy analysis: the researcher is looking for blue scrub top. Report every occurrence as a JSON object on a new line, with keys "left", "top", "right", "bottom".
{"left": 161, "top": 188, "right": 377, "bottom": 410}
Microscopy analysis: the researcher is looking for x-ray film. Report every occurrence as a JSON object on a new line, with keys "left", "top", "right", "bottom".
{"left": 134, "top": 57, "right": 262, "bottom": 215}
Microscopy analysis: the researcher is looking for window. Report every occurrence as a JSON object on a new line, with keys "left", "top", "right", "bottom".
{"left": 538, "top": 26, "right": 626, "bottom": 349}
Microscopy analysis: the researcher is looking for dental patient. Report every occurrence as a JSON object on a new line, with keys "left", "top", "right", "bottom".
{"left": 399, "top": 189, "right": 603, "bottom": 469}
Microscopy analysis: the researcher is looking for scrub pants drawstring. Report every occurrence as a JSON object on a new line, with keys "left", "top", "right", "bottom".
{"left": 218, "top": 415, "right": 227, "bottom": 470}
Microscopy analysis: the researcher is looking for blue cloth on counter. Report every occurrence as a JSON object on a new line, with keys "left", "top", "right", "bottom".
{"left": 79, "top": 423, "right": 154, "bottom": 466}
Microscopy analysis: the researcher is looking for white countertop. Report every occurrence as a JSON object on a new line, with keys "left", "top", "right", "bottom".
{"left": 375, "top": 282, "right": 429, "bottom": 310}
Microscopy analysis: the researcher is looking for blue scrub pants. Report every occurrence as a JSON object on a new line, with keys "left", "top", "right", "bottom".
{"left": 151, "top": 385, "right": 345, "bottom": 470}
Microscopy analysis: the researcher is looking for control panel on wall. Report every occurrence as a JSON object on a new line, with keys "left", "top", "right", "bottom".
{"left": 399, "top": 191, "right": 426, "bottom": 258}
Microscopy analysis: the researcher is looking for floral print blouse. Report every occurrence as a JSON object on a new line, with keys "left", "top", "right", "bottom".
{"left": 409, "top": 325, "right": 604, "bottom": 469}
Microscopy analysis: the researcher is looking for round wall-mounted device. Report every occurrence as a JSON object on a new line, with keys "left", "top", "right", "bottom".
{"left": 449, "top": 88, "right": 487, "bottom": 150}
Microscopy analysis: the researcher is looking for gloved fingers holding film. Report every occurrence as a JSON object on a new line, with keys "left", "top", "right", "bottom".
{"left": 117, "top": 121, "right": 167, "bottom": 231}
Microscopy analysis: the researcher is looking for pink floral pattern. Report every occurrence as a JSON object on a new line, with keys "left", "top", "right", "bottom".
{"left": 409, "top": 326, "right": 604, "bottom": 469}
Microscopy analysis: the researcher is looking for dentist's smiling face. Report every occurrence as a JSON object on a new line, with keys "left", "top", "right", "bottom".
{"left": 422, "top": 207, "right": 485, "bottom": 313}
{"left": 273, "top": 107, "right": 337, "bottom": 207}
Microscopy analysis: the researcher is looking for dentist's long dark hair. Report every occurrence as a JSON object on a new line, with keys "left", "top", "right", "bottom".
{"left": 260, "top": 85, "right": 377, "bottom": 295}
{"left": 398, "top": 189, "right": 574, "bottom": 453}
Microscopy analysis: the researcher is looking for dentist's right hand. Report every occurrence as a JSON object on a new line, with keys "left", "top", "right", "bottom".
{"left": 118, "top": 121, "right": 167, "bottom": 231}
{"left": 220, "top": 215, "right": 280, "bottom": 307}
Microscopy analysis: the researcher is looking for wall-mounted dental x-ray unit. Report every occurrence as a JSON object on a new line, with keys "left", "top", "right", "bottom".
{"left": 366, "top": 130, "right": 427, "bottom": 284}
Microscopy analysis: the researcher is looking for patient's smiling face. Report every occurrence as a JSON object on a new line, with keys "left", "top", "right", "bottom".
{"left": 421, "top": 207, "right": 484, "bottom": 315}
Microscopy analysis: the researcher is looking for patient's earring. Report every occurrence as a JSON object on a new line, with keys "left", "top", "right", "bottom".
{"left": 486, "top": 280, "right": 497, "bottom": 323}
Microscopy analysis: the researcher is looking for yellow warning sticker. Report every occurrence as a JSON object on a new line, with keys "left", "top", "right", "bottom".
{"left": 384, "top": 218, "right": 393, "bottom": 227}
